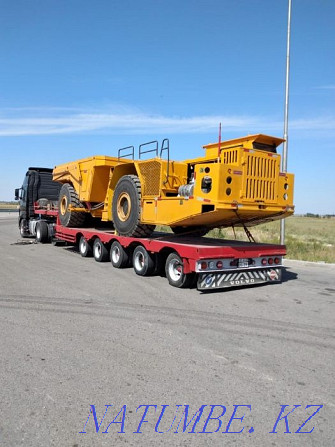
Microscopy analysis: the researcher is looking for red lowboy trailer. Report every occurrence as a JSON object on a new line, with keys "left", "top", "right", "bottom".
{"left": 52, "top": 220, "right": 285, "bottom": 292}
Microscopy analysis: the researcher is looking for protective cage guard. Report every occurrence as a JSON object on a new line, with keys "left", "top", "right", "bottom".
{"left": 197, "top": 267, "right": 282, "bottom": 290}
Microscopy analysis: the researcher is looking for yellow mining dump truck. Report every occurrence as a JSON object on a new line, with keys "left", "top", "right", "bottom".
{"left": 52, "top": 135, "right": 294, "bottom": 237}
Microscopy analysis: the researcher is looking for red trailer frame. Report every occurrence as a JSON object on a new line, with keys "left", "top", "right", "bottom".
{"left": 53, "top": 220, "right": 286, "bottom": 291}
{"left": 32, "top": 203, "right": 286, "bottom": 290}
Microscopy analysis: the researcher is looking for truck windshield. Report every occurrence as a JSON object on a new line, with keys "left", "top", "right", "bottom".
{"left": 21, "top": 175, "right": 28, "bottom": 200}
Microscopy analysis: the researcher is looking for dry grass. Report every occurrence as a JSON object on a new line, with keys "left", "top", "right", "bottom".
{"left": 0, "top": 202, "right": 18, "bottom": 210}
{"left": 207, "top": 217, "right": 335, "bottom": 264}
{"left": 158, "top": 216, "right": 335, "bottom": 264}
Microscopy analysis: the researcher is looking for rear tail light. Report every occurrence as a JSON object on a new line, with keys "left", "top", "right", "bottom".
{"left": 199, "top": 256, "right": 280, "bottom": 271}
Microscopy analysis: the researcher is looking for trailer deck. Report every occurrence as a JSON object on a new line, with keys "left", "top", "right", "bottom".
{"left": 54, "top": 223, "right": 285, "bottom": 290}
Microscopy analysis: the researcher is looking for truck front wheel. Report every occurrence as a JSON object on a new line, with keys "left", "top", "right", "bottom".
{"left": 112, "top": 175, "right": 155, "bottom": 237}
{"left": 165, "top": 252, "right": 195, "bottom": 288}
{"left": 58, "top": 183, "right": 86, "bottom": 227}
{"left": 19, "top": 219, "right": 29, "bottom": 238}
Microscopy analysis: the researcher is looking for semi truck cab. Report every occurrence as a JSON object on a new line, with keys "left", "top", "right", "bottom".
{"left": 15, "top": 167, "right": 61, "bottom": 239}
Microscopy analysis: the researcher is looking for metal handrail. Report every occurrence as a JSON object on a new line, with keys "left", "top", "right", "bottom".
{"left": 118, "top": 146, "right": 135, "bottom": 160}
{"left": 139, "top": 140, "right": 158, "bottom": 159}
{"left": 160, "top": 138, "right": 170, "bottom": 184}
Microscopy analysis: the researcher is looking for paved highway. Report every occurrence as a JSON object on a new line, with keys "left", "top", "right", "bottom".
{"left": 0, "top": 214, "right": 334, "bottom": 446}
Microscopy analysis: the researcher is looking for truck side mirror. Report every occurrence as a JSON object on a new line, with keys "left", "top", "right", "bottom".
{"left": 14, "top": 188, "right": 20, "bottom": 200}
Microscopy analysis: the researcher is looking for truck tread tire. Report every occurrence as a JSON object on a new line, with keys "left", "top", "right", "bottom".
{"left": 132, "top": 245, "right": 155, "bottom": 276}
{"left": 165, "top": 252, "right": 195, "bottom": 288}
{"left": 171, "top": 226, "right": 208, "bottom": 237}
{"left": 36, "top": 220, "right": 49, "bottom": 243}
{"left": 110, "top": 241, "right": 129, "bottom": 268}
{"left": 58, "top": 183, "right": 86, "bottom": 228}
{"left": 112, "top": 175, "right": 155, "bottom": 237}
{"left": 79, "top": 236, "right": 93, "bottom": 257}
{"left": 93, "top": 238, "right": 109, "bottom": 262}
{"left": 19, "top": 219, "right": 30, "bottom": 238}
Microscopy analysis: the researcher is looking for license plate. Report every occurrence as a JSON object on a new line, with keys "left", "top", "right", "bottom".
{"left": 197, "top": 268, "right": 282, "bottom": 290}
{"left": 238, "top": 258, "right": 249, "bottom": 268}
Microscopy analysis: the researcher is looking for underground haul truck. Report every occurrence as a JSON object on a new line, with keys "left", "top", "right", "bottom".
{"left": 15, "top": 134, "right": 294, "bottom": 291}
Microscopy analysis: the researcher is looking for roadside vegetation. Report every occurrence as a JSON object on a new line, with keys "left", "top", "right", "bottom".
{"left": 207, "top": 216, "right": 335, "bottom": 264}
{"left": 0, "top": 201, "right": 17, "bottom": 210}
{"left": 159, "top": 215, "right": 335, "bottom": 264}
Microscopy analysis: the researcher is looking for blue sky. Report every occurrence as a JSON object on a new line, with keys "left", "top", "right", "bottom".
{"left": 0, "top": 0, "right": 334, "bottom": 214}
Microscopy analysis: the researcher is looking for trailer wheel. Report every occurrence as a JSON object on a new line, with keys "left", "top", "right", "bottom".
{"left": 110, "top": 241, "right": 129, "bottom": 268}
{"left": 58, "top": 183, "right": 86, "bottom": 227}
{"left": 165, "top": 252, "right": 195, "bottom": 288}
{"left": 36, "top": 221, "right": 49, "bottom": 243}
{"left": 132, "top": 245, "right": 155, "bottom": 276}
{"left": 79, "top": 236, "right": 93, "bottom": 257}
{"left": 112, "top": 175, "right": 155, "bottom": 237}
{"left": 171, "top": 226, "right": 208, "bottom": 237}
{"left": 93, "top": 238, "right": 109, "bottom": 262}
{"left": 19, "top": 219, "right": 29, "bottom": 238}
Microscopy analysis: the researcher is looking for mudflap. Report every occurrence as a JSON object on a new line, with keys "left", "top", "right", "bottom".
{"left": 197, "top": 268, "right": 282, "bottom": 290}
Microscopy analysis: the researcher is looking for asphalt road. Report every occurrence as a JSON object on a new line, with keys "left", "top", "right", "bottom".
{"left": 0, "top": 214, "right": 334, "bottom": 447}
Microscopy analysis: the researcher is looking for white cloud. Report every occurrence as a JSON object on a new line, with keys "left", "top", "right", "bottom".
{"left": 315, "top": 85, "right": 335, "bottom": 90}
{"left": 0, "top": 107, "right": 334, "bottom": 137}
{"left": 289, "top": 117, "right": 335, "bottom": 130}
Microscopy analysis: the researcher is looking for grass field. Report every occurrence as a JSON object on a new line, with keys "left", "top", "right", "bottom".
{"left": 207, "top": 217, "right": 335, "bottom": 264}
{"left": 0, "top": 202, "right": 17, "bottom": 210}
{"left": 160, "top": 216, "right": 335, "bottom": 264}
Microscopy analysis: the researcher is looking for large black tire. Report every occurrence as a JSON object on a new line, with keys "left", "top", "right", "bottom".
{"left": 112, "top": 175, "right": 155, "bottom": 237}
{"left": 132, "top": 245, "right": 155, "bottom": 276}
{"left": 36, "top": 220, "right": 49, "bottom": 243}
{"left": 110, "top": 241, "right": 129, "bottom": 268}
{"left": 58, "top": 183, "right": 86, "bottom": 227}
{"left": 171, "top": 226, "right": 209, "bottom": 237}
{"left": 165, "top": 252, "right": 196, "bottom": 288}
{"left": 93, "top": 238, "right": 109, "bottom": 262}
{"left": 19, "top": 219, "right": 30, "bottom": 238}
